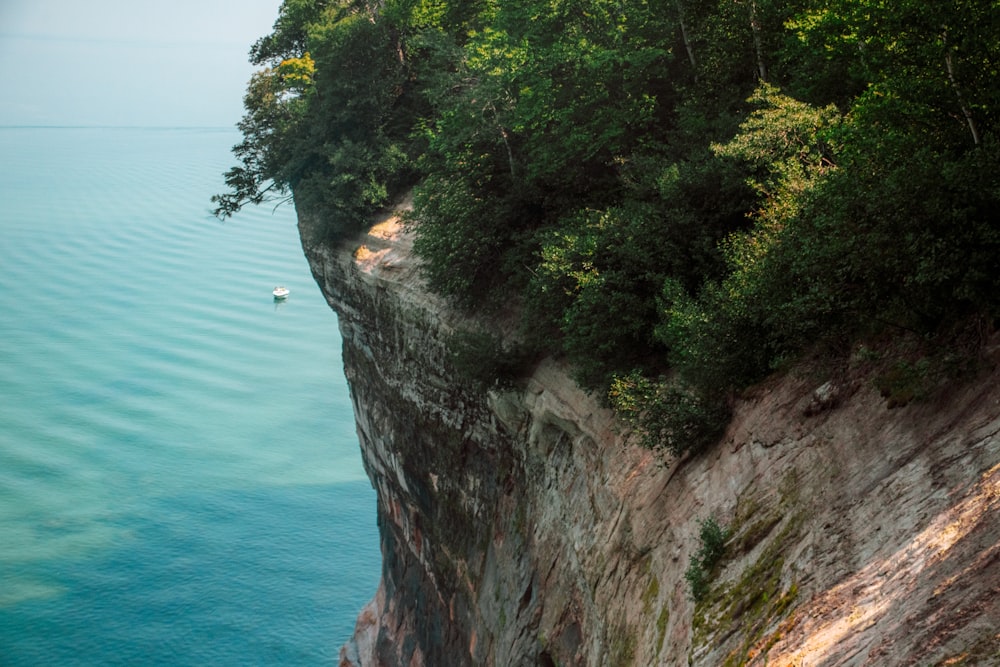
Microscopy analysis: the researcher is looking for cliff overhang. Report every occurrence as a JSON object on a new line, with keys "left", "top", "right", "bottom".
{"left": 298, "top": 200, "right": 1000, "bottom": 666}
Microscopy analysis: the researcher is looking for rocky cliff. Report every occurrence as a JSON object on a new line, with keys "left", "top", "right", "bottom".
{"left": 298, "top": 200, "right": 1000, "bottom": 667}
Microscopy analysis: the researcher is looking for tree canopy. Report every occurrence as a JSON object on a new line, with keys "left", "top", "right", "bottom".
{"left": 219, "top": 0, "right": 1000, "bottom": 455}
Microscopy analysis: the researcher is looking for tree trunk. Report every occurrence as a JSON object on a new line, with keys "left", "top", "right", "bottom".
{"left": 674, "top": 0, "right": 698, "bottom": 80}
{"left": 486, "top": 101, "right": 516, "bottom": 180}
{"left": 750, "top": 0, "right": 768, "bottom": 82}
{"left": 943, "top": 31, "right": 981, "bottom": 146}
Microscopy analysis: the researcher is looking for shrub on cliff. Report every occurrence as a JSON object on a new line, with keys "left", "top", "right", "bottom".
{"left": 685, "top": 517, "right": 732, "bottom": 602}
{"left": 608, "top": 371, "right": 729, "bottom": 458}
{"left": 656, "top": 85, "right": 1000, "bottom": 403}
{"left": 448, "top": 329, "right": 529, "bottom": 391}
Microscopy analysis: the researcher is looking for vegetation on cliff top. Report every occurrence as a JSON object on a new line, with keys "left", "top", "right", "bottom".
{"left": 217, "top": 0, "right": 1000, "bottom": 455}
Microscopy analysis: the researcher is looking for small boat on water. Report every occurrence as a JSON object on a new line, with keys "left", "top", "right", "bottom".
{"left": 273, "top": 286, "right": 290, "bottom": 299}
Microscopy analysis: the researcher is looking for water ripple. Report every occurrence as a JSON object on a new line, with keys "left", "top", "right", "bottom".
{"left": 0, "top": 127, "right": 379, "bottom": 666}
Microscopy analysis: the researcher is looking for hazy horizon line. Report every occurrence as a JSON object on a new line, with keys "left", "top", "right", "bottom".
{"left": 0, "top": 124, "right": 238, "bottom": 130}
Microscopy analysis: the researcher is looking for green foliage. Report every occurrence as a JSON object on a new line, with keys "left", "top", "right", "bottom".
{"left": 657, "top": 278, "right": 776, "bottom": 394}
{"left": 608, "top": 371, "right": 729, "bottom": 458}
{"left": 684, "top": 517, "right": 731, "bottom": 602}
{"left": 215, "top": 0, "right": 417, "bottom": 236}
{"left": 523, "top": 154, "right": 752, "bottom": 390}
{"left": 786, "top": 126, "right": 1000, "bottom": 330}
{"left": 526, "top": 206, "right": 670, "bottom": 389}
{"left": 222, "top": 0, "right": 1000, "bottom": 461}
{"left": 212, "top": 55, "right": 315, "bottom": 218}
{"left": 684, "top": 562, "right": 710, "bottom": 606}
{"left": 713, "top": 84, "right": 840, "bottom": 202}
{"left": 653, "top": 87, "right": 844, "bottom": 392}
{"left": 695, "top": 517, "right": 730, "bottom": 566}
{"left": 409, "top": 174, "right": 538, "bottom": 309}
{"left": 661, "top": 79, "right": 1000, "bottom": 399}
{"left": 875, "top": 359, "right": 932, "bottom": 409}
{"left": 447, "top": 328, "right": 527, "bottom": 390}
{"left": 249, "top": 0, "right": 328, "bottom": 65}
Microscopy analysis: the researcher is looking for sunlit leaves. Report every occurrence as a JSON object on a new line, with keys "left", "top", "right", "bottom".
{"left": 275, "top": 53, "right": 315, "bottom": 95}
{"left": 714, "top": 84, "right": 840, "bottom": 216}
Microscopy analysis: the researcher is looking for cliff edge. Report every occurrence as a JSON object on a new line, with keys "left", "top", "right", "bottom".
{"left": 298, "top": 201, "right": 1000, "bottom": 666}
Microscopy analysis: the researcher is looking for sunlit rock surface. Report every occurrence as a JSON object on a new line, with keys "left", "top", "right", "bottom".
{"left": 299, "top": 200, "right": 1000, "bottom": 667}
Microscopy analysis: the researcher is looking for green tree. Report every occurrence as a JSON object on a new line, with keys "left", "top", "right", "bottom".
{"left": 215, "top": 0, "right": 415, "bottom": 235}
{"left": 212, "top": 53, "right": 316, "bottom": 218}
{"left": 783, "top": 0, "right": 1000, "bottom": 145}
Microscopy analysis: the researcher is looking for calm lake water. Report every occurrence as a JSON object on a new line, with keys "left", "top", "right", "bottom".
{"left": 0, "top": 127, "right": 379, "bottom": 665}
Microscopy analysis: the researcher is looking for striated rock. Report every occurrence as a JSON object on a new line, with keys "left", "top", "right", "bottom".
{"left": 299, "top": 200, "right": 1000, "bottom": 666}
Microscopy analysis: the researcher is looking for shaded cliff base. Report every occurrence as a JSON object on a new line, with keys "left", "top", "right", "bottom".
{"left": 301, "top": 203, "right": 1000, "bottom": 666}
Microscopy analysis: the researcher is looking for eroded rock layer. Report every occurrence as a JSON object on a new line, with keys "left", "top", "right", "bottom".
{"left": 299, "top": 202, "right": 1000, "bottom": 667}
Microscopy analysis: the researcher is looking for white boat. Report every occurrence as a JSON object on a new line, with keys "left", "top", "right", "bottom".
{"left": 272, "top": 286, "right": 290, "bottom": 299}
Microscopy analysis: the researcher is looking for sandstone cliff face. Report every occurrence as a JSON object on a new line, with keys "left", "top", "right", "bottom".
{"left": 299, "top": 202, "right": 1000, "bottom": 667}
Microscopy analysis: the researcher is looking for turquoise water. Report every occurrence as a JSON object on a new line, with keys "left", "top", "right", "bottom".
{"left": 0, "top": 127, "right": 379, "bottom": 665}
